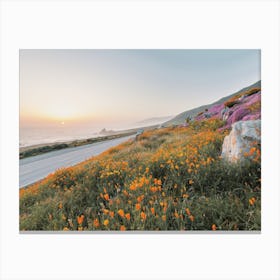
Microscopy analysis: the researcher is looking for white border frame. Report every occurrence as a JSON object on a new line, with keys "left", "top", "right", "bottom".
{"left": 1, "top": 1, "right": 280, "bottom": 279}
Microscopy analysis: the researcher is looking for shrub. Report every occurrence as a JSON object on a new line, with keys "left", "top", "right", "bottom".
{"left": 224, "top": 87, "right": 261, "bottom": 108}
{"left": 244, "top": 87, "right": 261, "bottom": 97}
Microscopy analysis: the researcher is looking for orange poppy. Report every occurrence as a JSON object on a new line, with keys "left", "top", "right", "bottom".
{"left": 120, "top": 225, "right": 126, "bottom": 231}
{"left": 140, "top": 212, "right": 146, "bottom": 220}
{"left": 118, "top": 209, "right": 125, "bottom": 217}
{"left": 77, "top": 215, "right": 84, "bottom": 225}
{"left": 135, "top": 203, "right": 141, "bottom": 211}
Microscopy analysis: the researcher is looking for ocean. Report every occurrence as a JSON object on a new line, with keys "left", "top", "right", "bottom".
{"left": 19, "top": 125, "right": 105, "bottom": 148}
{"left": 19, "top": 117, "right": 167, "bottom": 148}
{"left": 19, "top": 122, "right": 146, "bottom": 148}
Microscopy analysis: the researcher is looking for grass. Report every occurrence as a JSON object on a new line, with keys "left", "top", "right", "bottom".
{"left": 19, "top": 118, "right": 261, "bottom": 231}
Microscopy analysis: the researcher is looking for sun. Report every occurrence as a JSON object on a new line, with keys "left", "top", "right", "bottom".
{"left": 61, "top": 121, "right": 65, "bottom": 125}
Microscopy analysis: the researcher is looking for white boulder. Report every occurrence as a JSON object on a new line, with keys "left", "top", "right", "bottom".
{"left": 221, "top": 120, "right": 261, "bottom": 162}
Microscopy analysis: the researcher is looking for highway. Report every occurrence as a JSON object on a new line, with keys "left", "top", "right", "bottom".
{"left": 19, "top": 134, "right": 134, "bottom": 188}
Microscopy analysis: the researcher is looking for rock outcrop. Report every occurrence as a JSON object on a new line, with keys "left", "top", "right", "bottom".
{"left": 221, "top": 120, "right": 261, "bottom": 162}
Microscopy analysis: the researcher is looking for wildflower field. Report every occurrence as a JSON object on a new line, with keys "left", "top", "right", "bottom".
{"left": 19, "top": 119, "right": 261, "bottom": 231}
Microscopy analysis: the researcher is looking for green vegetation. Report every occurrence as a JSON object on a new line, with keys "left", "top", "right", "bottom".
{"left": 20, "top": 118, "right": 261, "bottom": 231}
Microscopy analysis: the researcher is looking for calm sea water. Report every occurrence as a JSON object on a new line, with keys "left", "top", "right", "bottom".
{"left": 19, "top": 118, "right": 166, "bottom": 148}
{"left": 19, "top": 122, "right": 145, "bottom": 147}
{"left": 19, "top": 126, "right": 104, "bottom": 147}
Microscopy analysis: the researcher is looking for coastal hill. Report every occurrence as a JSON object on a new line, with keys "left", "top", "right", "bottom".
{"left": 20, "top": 81, "right": 261, "bottom": 231}
{"left": 164, "top": 80, "right": 261, "bottom": 126}
{"left": 134, "top": 116, "right": 173, "bottom": 127}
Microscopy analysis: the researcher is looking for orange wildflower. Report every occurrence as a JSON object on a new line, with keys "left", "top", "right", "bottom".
{"left": 109, "top": 211, "right": 114, "bottom": 218}
{"left": 185, "top": 208, "right": 191, "bottom": 216}
{"left": 125, "top": 213, "right": 131, "bottom": 220}
{"left": 63, "top": 227, "right": 69, "bottom": 231}
{"left": 120, "top": 225, "right": 126, "bottom": 231}
{"left": 249, "top": 197, "right": 256, "bottom": 206}
{"left": 212, "top": 224, "right": 217, "bottom": 231}
{"left": 93, "top": 218, "right": 100, "bottom": 228}
{"left": 77, "top": 215, "right": 85, "bottom": 225}
{"left": 130, "top": 184, "right": 136, "bottom": 191}
{"left": 104, "top": 193, "right": 110, "bottom": 201}
{"left": 162, "top": 215, "right": 166, "bottom": 221}
{"left": 150, "top": 186, "right": 158, "bottom": 193}
{"left": 58, "top": 202, "right": 63, "bottom": 209}
{"left": 135, "top": 203, "right": 141, "bottom": 211}
{"left": 123, "top": 190, "right": 129, "bottom": 196}
{"left": 137, "top": 195, "right": 144, "bottom": 202}
{"left": 151, "top": 207, "right": 155, "bottom": 215}
{"left": 118, "top": 209, "right": 125, "bottom": 217}
{"left": 140, "top": 211, "right": 146, "bottom": 220}
{"left": 103, "top": 219, "right": 109, "bottom": 226}
{"left": 249, "top": 147, "right": 257, "bottom": 156}
{"left": 189, "top": 215, "right": 195, "bottom": 222}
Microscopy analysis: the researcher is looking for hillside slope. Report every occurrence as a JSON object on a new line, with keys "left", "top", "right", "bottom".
{"left": 20, "top": 81, "right": 261, "bottom": 231}
{"left": 164, "top": 80, "right": 261, "bottom": 126}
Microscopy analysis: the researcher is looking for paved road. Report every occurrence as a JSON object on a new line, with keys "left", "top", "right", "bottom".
{"left": 19, "top": 134, "right": 135, "bottom": 188}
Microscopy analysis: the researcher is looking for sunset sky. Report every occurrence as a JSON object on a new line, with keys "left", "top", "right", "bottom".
{"left": 20, "top": 49, "right": 260, "bottom": 129}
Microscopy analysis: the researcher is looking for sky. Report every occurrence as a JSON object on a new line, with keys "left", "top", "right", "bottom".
{"left": 20, "top": 49, "right": 260, "bottom": 129}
